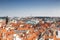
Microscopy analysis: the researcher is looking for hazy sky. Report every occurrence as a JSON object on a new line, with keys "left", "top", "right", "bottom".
{"left": 0, "top": 0, "right": 60, "bottom": 17}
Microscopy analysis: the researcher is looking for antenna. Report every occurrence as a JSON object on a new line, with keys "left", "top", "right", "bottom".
{"left": 30, "top": 14, "right": 32, "bottom": 18}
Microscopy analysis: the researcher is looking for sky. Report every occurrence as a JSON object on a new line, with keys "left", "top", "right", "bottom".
{"left": 0, "top": 0, "right": 60, "bottom": 17}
